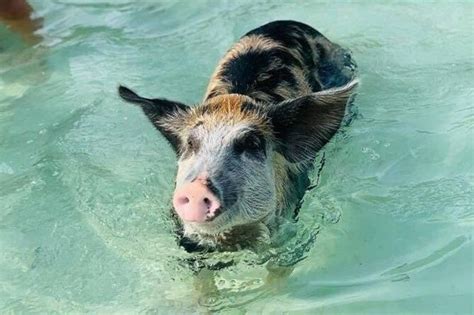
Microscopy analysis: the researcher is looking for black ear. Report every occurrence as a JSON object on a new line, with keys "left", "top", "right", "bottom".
{"left": 268, "top": 80, "right": 358, "bottom": 163}
{"left": 118, "top": 85, "right": 188, "bottom": 151}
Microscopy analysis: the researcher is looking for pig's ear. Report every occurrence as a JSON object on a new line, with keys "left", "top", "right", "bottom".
{"left": 118, "top": 85, "right": 188, "bottom": 151}
{"left": 268, "top": 80, "right": 358, "bottom": 163}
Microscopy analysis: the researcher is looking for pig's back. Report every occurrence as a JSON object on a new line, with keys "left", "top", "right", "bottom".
{"left": 204, "top": 20, "right": 356, "bottom": 104}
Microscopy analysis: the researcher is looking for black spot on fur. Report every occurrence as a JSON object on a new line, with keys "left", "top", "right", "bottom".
{"left": 233, "top": 129, "right": 266, "bottom": 160}
{"left": 220, "top": 49, "right": 300, "bottom": 101}
{"left": 246, "top": 20, "right": 323, "bottom": 70}
{"left": 220, "top": 50, "right": 271, "bottom": 94}
{"left": 241, "top": 100, "right": 260, "bottom": 112}
{"left": 305, "top": 71, "right": 322, "bottom": 92}
{"left": 246, "top": 20, "right": 323, "bottom": 43}
{"left": 257, "top": 66, "right": 297, "bottom": 90}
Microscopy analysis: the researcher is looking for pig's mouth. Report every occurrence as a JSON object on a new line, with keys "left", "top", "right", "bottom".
{"left": 181, "top": 207, "right": 234, "bottom": 234}
{"left": 179, "top": 203, "right": 273, "bottom": 237}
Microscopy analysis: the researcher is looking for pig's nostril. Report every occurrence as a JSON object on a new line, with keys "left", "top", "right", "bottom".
{"left": 177, "top": 196, "right": 189, "bottom": 205}
{"left": 203, "top": 197, "right": 211, "bottom": 208}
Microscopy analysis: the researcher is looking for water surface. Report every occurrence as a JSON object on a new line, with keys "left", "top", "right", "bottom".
{"left": 0, "top": 1, "right": 473, "bottom": 313}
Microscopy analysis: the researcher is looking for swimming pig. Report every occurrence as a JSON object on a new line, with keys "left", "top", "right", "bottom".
{"left": 118, "top": 20, "right": 358, "bottom": 251}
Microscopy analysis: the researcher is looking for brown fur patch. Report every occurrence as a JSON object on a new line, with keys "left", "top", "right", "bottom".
{"left": 193, "top": 96, "right": 275, "bottom": 143}
{"left": 159, "top": 94, "right": 273, "bottom": 141}
{"left": 192, "top": 94, "right": 266, "bottom": 127}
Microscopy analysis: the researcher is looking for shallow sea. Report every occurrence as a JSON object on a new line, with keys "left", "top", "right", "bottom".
{"left": 0, "top": 1, "right": 473, "bottom": 314}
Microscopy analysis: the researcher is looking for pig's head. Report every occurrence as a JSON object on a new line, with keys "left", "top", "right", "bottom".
{"left": 118, "top": 80, "right": 357, "bottom": 237}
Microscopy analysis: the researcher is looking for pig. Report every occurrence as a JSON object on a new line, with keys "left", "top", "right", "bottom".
{"left": 118, "top": 20, "right": 358, "bottom": 252}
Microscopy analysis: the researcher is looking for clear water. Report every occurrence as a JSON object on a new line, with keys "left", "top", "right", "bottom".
{"left": 1, "top": 1, "right": 473, "bottom": 314}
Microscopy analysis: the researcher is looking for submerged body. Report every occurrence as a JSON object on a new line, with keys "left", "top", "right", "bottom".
{"left": 119, "top": 20, "right": 357, "bottom": 251}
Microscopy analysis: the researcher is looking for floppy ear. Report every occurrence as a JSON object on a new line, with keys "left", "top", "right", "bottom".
{"left": 268, "top": 80, "right": 358, "bottom": 163}
{"left": 118, "top": 85, "right": 188, "bottom": 151}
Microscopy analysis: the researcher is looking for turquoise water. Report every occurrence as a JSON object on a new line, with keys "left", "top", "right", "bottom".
{"left": 1, "top": 1, "right": 473, "bottom": 314}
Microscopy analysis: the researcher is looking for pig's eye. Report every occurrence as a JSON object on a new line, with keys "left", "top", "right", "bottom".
{"left": 234, "top": 133, "right": 265, "bottom": 156}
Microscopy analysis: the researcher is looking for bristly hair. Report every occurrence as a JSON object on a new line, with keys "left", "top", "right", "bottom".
{"left": 158, "top": 94, "right": 274, "bottom": 146}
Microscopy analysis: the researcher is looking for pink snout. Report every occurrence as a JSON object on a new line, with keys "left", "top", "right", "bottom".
{"left": 173, "top": 180, "right": 221, "bottom": 223}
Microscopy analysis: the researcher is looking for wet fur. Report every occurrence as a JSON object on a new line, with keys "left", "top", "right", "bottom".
{"left": 118, "top": 20, "right": 358, "bottom": 251}
{"left": 192, "top": 21, "right": 356, "bottom": 249}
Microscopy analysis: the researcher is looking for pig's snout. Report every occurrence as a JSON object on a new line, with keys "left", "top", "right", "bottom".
{"left": 173, "top": 178, "right": 221, "bottom": 223}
